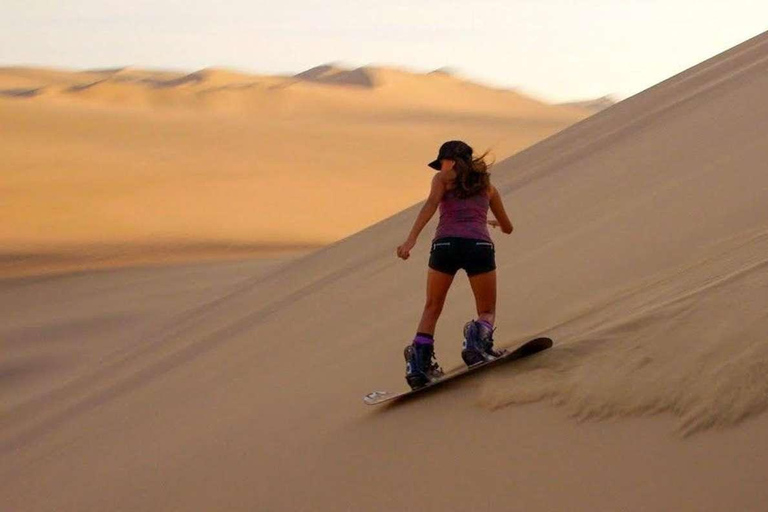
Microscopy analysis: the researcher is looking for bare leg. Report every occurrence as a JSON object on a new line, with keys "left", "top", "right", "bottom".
{"left": 468, "top": 270, "right": 496, "bottom": 325}
{"left": 416, "top": 268, "right": 456, "bottom": 335}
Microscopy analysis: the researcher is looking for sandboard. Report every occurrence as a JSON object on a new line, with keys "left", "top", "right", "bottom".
{"left": 364, "top": 337, "right": 553, "bottom": 405}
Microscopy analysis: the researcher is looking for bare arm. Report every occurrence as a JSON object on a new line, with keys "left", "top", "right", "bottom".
{"left": 405, "top": 173, "right": 446, "bottom": 243}
{"left": 488, "top": 185, "right": 514, "bottom": 234}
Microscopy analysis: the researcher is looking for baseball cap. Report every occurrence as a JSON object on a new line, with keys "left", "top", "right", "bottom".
{"left": 427, "top": 140, "right": 473, "bottom": 170}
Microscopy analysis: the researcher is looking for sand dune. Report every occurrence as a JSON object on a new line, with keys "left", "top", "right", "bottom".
{"left": 2, "top": 31, "right": 768, "bottom": 511}
{"left": 558, "top": 95, "right": 617, "bottom": 112}
{"left": 0, "top": 64, "right": 588, "bottom": 278}
{"left": 294, "top": 64, "right": 378, "bottom": 88}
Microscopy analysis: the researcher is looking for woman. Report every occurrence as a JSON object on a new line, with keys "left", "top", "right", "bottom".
{"left": 396, "top": 140, "right": 514, "bottom": 389}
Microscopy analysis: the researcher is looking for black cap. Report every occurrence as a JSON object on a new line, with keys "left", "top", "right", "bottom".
{"left": 428, "top": 140, "right": 473, "bottom": 170}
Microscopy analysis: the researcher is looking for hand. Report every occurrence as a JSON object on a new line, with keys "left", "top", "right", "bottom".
{"left": 487, "top": 219, "right": 500, "bottom": 229}
{"left": 397, "top": 238, "right": 416, "bottom": 260}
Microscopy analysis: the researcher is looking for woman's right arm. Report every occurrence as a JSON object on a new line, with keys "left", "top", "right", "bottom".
{"left": 488, "top": 185, "right": 514, "bottom": 234}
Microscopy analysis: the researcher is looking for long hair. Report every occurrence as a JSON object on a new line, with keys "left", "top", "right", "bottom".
{"left": 451, "top": 150, "right": 494, "bottom": 199}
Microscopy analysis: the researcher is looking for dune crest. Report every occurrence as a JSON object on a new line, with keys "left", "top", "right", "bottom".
{"left": 0, "top": 63, "right": 556, "bottom": 108}
{"left": 294, "top": 64, "right": 378, "bottom": 88}
{"left": 558, "top": 95, "right": 617, "bottom": 112}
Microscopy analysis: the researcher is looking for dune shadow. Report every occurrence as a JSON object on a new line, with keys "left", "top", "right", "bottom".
{"left": 0, "top": 356, "right": 62, "bottom": 389}
{"left": 0, "top": 87, "right": 42, "bottom": 98}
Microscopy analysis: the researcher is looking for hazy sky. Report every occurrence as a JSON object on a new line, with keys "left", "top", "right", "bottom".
{"left": 2, "top": 1, "right": 766, "bottom": 102}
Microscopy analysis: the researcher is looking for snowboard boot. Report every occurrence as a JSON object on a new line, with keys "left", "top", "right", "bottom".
{"left": 461, "top": 319, "right": 504, "bottom": 366}
{"left": 404, "top": 342, "right": 444, "bottom": 389}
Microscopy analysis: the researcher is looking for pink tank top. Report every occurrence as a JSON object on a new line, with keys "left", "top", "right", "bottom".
{"left": 434, "top": 187, "right": 492, "bottom": 242}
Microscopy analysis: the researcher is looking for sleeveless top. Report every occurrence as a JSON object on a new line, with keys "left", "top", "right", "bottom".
{"left": 434, "top": 187, "right": 492, "bottom": 242}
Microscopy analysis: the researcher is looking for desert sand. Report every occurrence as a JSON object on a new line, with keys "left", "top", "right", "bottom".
{"left": 0, "top": 64, "right": 588, "bottom": 279}
{"left": 2, "top": 31, "right": 768, "bottom": 511}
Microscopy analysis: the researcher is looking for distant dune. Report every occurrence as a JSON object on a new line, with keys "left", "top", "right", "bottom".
{"left": 558, "top": 94, "right": 617, "bottom": 112}
{"left": 294, "top": 64, "right": 378, "bottom": 88}
{"left": 0, "top": 63, "right": 590, "bottom": 278}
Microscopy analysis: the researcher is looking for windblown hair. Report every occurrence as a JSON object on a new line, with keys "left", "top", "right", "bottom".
{"left": 451, "top": 150, "right": 494, "bottom": 199}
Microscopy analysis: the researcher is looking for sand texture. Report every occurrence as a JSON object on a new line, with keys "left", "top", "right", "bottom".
{"left": 2, "top": 31, "right": 768, "bottom": 511}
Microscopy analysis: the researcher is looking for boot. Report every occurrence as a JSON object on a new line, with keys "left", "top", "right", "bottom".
{"left": 461, "top": 319, "right": 504, "bottom": 366}
{"left": 404, "top": 342, "right": 444, "bottom": 389}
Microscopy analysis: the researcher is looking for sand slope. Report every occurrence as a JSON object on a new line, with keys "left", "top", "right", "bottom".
{"left": 2, "top": 31, "right": 768, "bottom": 511}
{"left": 0, "top": 64, "right": 588, "bottom": 278}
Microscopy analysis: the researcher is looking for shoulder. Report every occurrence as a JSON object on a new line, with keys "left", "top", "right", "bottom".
{"left": 487, "top": 184, "right": 497, "bottom": 199}
{"left": 427, "top": 172, "right": 449, "bottom": 203}
{"left": 432, "top": 173, "right": 451, "bottom": 191}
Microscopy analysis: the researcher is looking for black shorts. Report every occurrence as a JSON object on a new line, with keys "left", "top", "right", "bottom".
{"left": 428, "top": 237, "right": 496, "bottom": 277}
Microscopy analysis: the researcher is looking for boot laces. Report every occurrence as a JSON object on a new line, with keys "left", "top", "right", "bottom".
{"left": 476, "top": 321, "right": 502, "bottom": 356}
{"left": 424, "top": 346, "right": 444, "bottom": 376}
